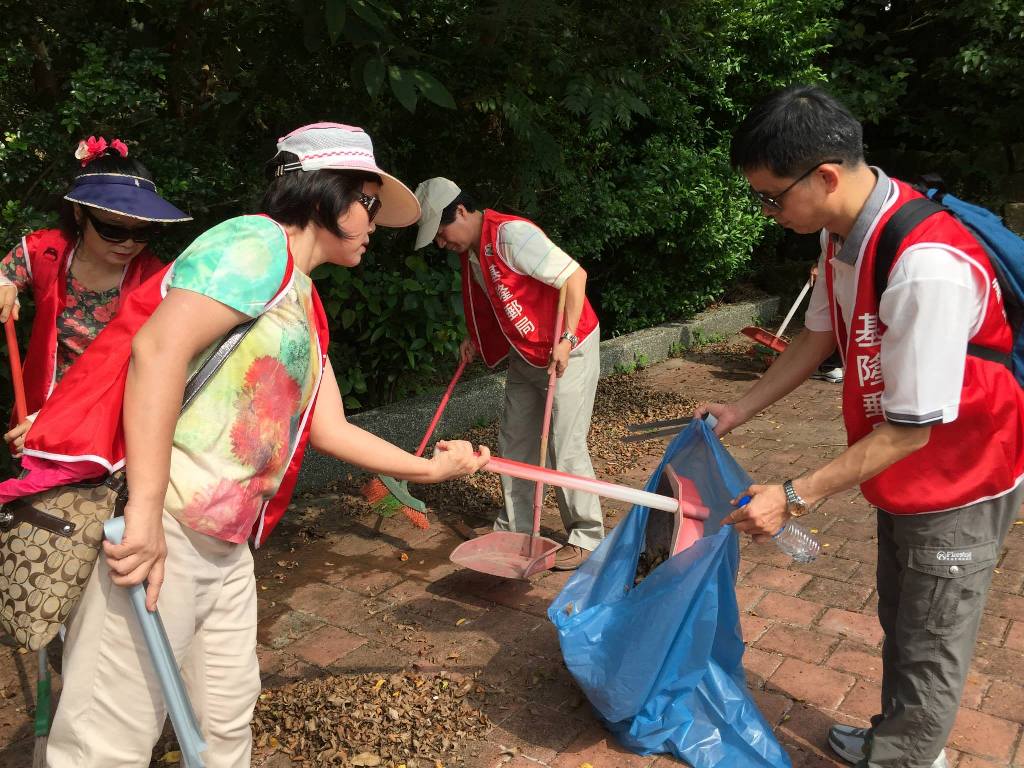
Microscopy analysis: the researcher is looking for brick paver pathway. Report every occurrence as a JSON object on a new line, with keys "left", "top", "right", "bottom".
{"left": 1, "top": 338, "right": 1022, "bottom": 767}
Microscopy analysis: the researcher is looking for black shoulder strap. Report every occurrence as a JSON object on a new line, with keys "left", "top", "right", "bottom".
{"left": 873, "top": 197, "right": 946, "bottom": 299}
{"left": 874, "top": 196, "right": 1014, "bottom": 372}
{"left": 180, "top": 317, "right": 259, "bottom": 412}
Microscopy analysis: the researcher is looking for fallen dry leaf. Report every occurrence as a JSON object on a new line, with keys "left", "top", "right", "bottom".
{"left": 251, "top": 671, "right": 490, "bottom": 766}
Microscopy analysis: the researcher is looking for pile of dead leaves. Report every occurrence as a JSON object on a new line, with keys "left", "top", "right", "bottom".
{"left": 252, "top": 671, "right": 490, "bottom": 767}
{"left": 588, "top": 372, "right": 696, "bottom": 475}
{"left": 416, "top": 421, "right": 503, "bottom": 523}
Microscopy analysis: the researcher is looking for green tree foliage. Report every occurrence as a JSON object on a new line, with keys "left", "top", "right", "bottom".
{"left": 0, "top": 0, "right": 835, "bottom": 411}
{"left": 829, "top": 0, "right": 1024, "bottom": 201}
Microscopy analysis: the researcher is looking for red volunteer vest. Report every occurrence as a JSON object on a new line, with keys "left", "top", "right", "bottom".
{"left": 19, "top": 228, "right": 164, "bottom": 416}
{"left": 461, "top": 210, "right": 598, "bottom": 367}
{"left": 827, "top": 179, "right": 1024, "bottom": 514}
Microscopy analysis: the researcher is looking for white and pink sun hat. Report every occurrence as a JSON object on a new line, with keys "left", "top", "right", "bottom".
{"left": 274, "top": 122, "right": 421, "bottom": 228}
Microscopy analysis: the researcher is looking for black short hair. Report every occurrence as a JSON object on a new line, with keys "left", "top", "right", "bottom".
{"left": 261, "top": 152, "right": 382, "bottom": 239}
{"left": 730, "top": 84, "right": 865, "bottom": 177}
{"left": 439, "top": 192, "right": 478, "bottom": 226}
{"left": 58, "top": 148, "right": 155, "bottom": 238}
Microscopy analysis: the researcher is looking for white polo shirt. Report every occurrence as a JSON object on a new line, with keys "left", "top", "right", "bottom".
{"left": 467, "top": 220, "right": 579, "bottom": 290}
{"left": 804, "top": 168, "right": 990, "bottom": 426}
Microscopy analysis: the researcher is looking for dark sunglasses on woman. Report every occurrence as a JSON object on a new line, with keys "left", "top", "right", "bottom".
{"left": 83, "top": 208, "right": 161, "bottom": 243}
{"left": 357, "top": 193, "right": 382, "bottom": 222}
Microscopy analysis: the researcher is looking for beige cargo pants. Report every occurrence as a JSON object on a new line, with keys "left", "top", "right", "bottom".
{"left": 494, "top": 329, "right": 604, "bottom": 550}
{"left": 46, "top": 511, "right": 260, "bottom": 767}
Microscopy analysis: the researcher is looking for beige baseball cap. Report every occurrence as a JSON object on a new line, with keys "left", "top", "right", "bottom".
{"left": 414, "top": 177, "right": 461, "bottom": 249}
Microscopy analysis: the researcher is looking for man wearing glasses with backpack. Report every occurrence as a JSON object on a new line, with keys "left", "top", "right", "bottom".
{"left": 698, "top": 84, "right": 1024, "bottom": 767}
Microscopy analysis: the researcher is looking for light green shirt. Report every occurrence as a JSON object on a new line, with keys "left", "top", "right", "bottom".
{"left": 164, "top": 216, "right": 321, "bottom": 543}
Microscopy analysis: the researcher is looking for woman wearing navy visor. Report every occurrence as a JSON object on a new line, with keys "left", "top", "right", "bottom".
{"left": 0, "top": 136, "right": 191, "bottom": 454}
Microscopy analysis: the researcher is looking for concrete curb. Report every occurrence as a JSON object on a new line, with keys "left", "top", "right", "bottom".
{"left": 297, "top": 295, "right": 779, "bottom": 492}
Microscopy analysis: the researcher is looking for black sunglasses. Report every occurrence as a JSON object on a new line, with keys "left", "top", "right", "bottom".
{"left": 83, "top": 208, "right": 160, "bottom": 243}
{"left": 751, "top": 159, "right": 843, "bottom": 211}
{"left": 356, "top": 193, "right": 382, "bottom": 222}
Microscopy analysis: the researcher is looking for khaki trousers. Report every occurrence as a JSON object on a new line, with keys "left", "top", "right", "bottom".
{"left": 47, "top": 511, "right": 260, "bottom": 768}
{"left": 495, "top": 329, "right": 604, "bottom": 550}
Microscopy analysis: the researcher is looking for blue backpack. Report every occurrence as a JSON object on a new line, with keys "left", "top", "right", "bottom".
{"left": 876, "top": 177, "right": 1024, "bottom": 386}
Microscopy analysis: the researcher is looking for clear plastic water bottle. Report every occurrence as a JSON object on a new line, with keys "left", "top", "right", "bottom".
{"left": 771, "top": 521, "right": 821, "bottom": 563}
{"left": 735, "top": 494, "right": 821, "bottom": 563}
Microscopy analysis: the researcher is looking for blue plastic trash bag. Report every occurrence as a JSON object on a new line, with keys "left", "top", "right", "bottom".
{"left": 548, "top": 419, "right": 791, "bottom": 767}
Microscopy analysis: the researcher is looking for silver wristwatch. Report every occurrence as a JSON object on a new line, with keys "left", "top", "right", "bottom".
{"left": 559, "top": 330, "right": 580, "bottom": 349}
{"left": 782, "top": 479, "right": 809, "bottom": 517}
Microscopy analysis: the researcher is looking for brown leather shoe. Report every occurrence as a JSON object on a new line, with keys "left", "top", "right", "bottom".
{"left": 552, "top": 544, "right": 590, "bottom": 571}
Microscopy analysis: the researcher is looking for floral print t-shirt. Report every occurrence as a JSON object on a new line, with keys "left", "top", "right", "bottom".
{"left": 163, "top": 215, "right": 322, "bottom": 543}
{"left": 0, "top": 240, "right": 122, "bottom": 383}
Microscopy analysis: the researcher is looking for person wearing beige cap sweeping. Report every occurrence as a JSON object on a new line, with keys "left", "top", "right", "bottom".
{"left": 414, "top": 178, "right": 604, "bottom": 570}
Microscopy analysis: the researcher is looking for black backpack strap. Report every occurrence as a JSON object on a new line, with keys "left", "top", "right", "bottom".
{"left": 912, "top": 173, "right": 947, "bottom": 200}
{"left": 966, "top": 343, "right": 1012, "bottom": 369}
{"left": 875, "top": 196, "right": 1014, "bottom": 373}
{"left": 874, "top": 197, "right": 946, "bottom": 299}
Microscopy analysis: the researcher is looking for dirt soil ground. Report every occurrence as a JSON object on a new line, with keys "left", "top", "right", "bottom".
{"left": 1, "top": 333, "right": 1023, "bottom": 767}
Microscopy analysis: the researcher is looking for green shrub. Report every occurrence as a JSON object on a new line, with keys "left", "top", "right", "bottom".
{"left": 0, "top": 0, "right": 838, "bottom": 423}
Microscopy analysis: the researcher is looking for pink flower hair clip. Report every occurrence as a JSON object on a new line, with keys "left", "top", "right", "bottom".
{"left": 74, "top": 136, "right": 129, "bottom": 167}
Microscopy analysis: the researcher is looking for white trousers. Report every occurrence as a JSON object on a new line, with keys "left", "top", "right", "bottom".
{"left": 47, "top": 511, "right": 260, "bottom": 767}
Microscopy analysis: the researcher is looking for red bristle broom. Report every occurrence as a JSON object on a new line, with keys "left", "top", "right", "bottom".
{"left": 362, "top": 359, "right": 467, "bottom": 530}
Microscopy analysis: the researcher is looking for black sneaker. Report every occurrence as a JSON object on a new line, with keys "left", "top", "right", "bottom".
{"left": 811, "top": 366, "right": 844, "bottom": 383}
{"left": 828, "top": 725, "right": 869, "bottom": 764}
{"left": 827, "top": 724, "right": 948, "bottom": 767}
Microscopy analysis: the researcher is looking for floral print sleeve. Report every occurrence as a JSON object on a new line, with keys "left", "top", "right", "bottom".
{"left": 169, "top": 216, "right": 288, "bottom": 317}
{"left": 0, "top": 240, "right": 33, "bottom": 291}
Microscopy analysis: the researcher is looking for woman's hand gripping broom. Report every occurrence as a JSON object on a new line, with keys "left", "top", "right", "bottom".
{"left": 361, "top": 360, "right": 467, "bottom": 530}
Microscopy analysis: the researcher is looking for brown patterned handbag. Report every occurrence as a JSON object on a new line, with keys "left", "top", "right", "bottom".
{"left": 0, "top": 474, "right": 128, "bottom": 650}
{"left": 0, "top": 316, "right": 256, "bottom": 651}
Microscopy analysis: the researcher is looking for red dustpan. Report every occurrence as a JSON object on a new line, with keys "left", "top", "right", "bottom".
{"left": 451, "top": 456, "right": 711, "bottom": 578}
{"left": 448, "top": 524, "right": 562, "bottom": 579}
{"left": 740, "top": 278, "right": 811, "bottom": 353}
{"left": 644, "top": 469, "right": 709, "bottom": 558}
{"left": 450, "top": 286, "right": 568, "bottom": 579}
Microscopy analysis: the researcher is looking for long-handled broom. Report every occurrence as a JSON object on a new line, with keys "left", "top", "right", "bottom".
{"left": 361, "top": 360, "right": 467, "bottom": 530}
{"left": 32, "top": 646, "right": 51, "bottom": 768}
{"left": 4, "top": 318, "right": 50, "bottom": 767}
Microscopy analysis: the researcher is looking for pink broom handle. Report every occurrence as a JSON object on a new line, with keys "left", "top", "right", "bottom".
{"left": 4, "top": 318, "right": 27, "bottom": 422}
{"left": 533, "top": 285, "right": 568, "bottom": 537}
{"left": 488, "top": 455, "right": 683, "bottom": 514}
{"left": 414, "top": 359, "right": 468, "bottom": 457}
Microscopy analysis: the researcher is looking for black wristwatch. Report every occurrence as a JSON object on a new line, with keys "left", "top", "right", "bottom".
{"left": 559, "top": 330, "right": 580, "bottom": 350}
{"left": 783, "top": 479, "right": 809, "bottom": 517}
